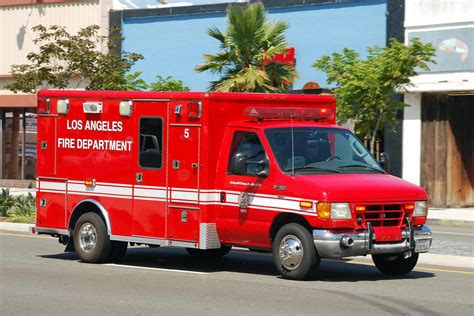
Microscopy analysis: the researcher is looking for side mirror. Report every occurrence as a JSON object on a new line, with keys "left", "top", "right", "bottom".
{"left": 253, "top": 158, "right": 269, "bottom": 178}
{"left": 379, "top": 152, "right": 390, "bottom": 173}
{"left": 231, "top": 152, "right": 248, "bottom": 175}
{"left": 231, "top": 153, "right": 269, "bottom": 178}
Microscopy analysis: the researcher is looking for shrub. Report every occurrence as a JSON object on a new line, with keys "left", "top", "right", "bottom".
{"left": 0, "top": 189, "right": 16, "bottom": 217}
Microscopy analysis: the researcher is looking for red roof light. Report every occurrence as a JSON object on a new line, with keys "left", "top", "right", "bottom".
{"left": 244, "top": 107, "right": 334, "bottom": 121}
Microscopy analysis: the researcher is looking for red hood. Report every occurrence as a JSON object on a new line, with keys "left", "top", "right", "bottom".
{"left": 289, "top": 174, "right": 426, "bottom": 202}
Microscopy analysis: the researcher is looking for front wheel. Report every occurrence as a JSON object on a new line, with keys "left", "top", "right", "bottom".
{"left": 273, "top": 223, "right": 320, "bottom": 280}
{"left": 73, "top": 212, "right": 111, "bottom": 263}
{"left": 372, "top": 252, "right": 419, "bottom": 275}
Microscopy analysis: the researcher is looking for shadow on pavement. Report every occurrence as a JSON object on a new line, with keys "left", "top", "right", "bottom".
{"left": 39, "top": 246, "right": 435, "bottom": 282}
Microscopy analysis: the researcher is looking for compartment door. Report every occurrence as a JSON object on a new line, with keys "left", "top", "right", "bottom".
{"left": 167, "top": 124, "right": 201, "bottom": 242}
{"left": 37, "top": 115, "right": 57, "bottom": 176}
{"left": 132, "top": 101, "right": 168, "bottom": 238}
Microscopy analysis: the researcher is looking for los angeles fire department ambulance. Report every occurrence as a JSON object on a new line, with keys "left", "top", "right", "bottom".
{"left": 33, "top": 90, "right": 432, "bottom": 280}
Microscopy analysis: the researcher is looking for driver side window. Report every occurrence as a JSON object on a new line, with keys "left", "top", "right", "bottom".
{"left": 228, "top": 131, "right": 266, "bottom": 176}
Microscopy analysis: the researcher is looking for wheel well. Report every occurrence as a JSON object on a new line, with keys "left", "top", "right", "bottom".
{"left": 68, "top": 201, "right": 108, "bottom": 234}
{"left": 270, "top": 213, "right": 312, "bottom": 241}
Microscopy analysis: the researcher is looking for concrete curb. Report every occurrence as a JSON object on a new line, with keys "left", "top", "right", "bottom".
{"left": 417, "top": 253, "right": 474, "bottom": 269}
{"left": 349, "top": 253, "right": 474, "bottom": 270}
{"left": 0, "top": 222, "right": 33, "bottom": 233}
{"left": 427, "top": 219, "right": 474, "bottom": 228}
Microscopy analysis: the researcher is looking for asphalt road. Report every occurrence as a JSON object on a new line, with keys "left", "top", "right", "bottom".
{"left": 1, "top": 227, "right": 473, "bottom": 315}
{"left": 429, "top": 224, "right": 474, "bottom": 257}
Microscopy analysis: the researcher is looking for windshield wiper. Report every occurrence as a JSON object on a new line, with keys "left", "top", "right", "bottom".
{"left": 338, "top": 164, "right": 384, "bottom": 173}
{"left": 285, "top": 166, "right": 342, "bottom": 173}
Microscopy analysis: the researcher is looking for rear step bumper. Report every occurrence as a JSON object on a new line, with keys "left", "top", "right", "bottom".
{"left": 313, "top": 225, "right": 432, "bottom": 258}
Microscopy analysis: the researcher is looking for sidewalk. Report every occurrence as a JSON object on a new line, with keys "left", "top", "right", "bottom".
{"left": 2, "top": 187, "right": 473, "bottom": 226}
{"left": 427, "top": 207, "right": 474, "bottom": 227}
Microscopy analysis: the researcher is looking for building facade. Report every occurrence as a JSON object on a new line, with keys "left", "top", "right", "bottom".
{"left": 401, "top": 0, "right": 473, "bottom": 207}
{"left": 0, "top": 0, "right": 112, "bottom": 187}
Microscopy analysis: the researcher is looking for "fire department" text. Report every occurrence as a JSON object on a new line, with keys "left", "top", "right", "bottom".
{"left": 57, "top": 138, "right": 132, "bottom": 151}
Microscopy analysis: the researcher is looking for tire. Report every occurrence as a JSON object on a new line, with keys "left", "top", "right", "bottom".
{"left": 108, "top": 241, "right": 128, "bottom": 263}
{"left": 273, "top": 223, "right": 320, "bottom": 280}
{"left": 186, "top": 245, "right": 232, "bottom": 258}
{"left": 73, "top": 212, "right": 111, "bottom": 263}
{"left": 372, "top": 252, "right": 419, "bottom": 275}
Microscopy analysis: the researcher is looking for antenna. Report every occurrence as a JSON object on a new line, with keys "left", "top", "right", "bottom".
{"left": 290, "top": 113, "right": 295, "bottom": 177}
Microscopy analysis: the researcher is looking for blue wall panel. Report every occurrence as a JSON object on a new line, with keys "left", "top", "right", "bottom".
{"left": 122, "top": 0, "right": 387, "bottom": 91}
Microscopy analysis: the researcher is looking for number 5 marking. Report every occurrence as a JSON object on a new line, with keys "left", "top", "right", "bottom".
{"left": 184, "top": 128, "right": 190, "bottom": 139}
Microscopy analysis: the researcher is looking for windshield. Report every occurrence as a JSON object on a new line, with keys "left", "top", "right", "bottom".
{"left": 264, "top": 127, "right": 384, "bottom": 175}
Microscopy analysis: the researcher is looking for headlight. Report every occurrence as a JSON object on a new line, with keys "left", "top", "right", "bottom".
{"left": 413, "top": 201, "right": 427, "bottom": 217}
{"left": 317, "top": 202, "right": 352, "bottom": 219}
{"left": 331, "top": 203, "right": 352, "bottom": 219}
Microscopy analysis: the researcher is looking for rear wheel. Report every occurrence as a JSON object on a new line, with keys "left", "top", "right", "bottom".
{"left": 73, "top": 212, "right": 111, "bottom": 263}
{"left": 273, "top": 223, "right": 320, "bottom": 280}
{"left": 372, "top": 252, "right": 419, "bottom": 275}
{"left": 186, "top": 245, "right": 232, "bottom": 259}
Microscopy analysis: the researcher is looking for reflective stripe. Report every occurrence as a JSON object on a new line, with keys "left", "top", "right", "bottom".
{"left": 40, "top": 181, "right": 67, "bottom": 191}
{"left": 171, "top": 190, "right": 198, "bottom": 201}
{"left": 37, "top": 179, "right": 317, "bottom": 214}
{"left": 39, "top": 189, "right": 66, "bottom": 194}
{"left": 199, "top": 192, "right": 220, "bottom": 202}
{"left": 68, "top": 191, "right": 131, "bottom": 200}
{"left": 134, "top": 188, "right": 167, "bottom": 199}
{"left": 68, "top": 183, "right": 133, "bottom": 196}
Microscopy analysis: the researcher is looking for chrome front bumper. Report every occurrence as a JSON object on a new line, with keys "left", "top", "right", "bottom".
{"left": 313, "top": 224, "right": 432, "bottom": 258}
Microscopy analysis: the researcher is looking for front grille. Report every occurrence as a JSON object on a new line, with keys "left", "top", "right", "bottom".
{"left": 363, "top": 204, "right": 404, "bottom": 227}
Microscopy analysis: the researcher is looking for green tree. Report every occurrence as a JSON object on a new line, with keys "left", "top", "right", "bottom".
{"left": 6, "top": 24, "right": 144, "bottom": 93}
{"left": 313, "top": 38, "right": 436, "bottom": 153}
{"left": 195, "top": 3, "right": 298, "bottom": 92}
{"left": 148, "top": 75, "right": 190, "bottom": 92}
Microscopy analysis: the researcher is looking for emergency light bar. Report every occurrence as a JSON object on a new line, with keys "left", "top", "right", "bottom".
{"left": 245, "top": 107, "right": 334, "bottom": 120}
{"left": 83, "top": 102, "right": 103, "bottom": 114}
{"left": 119, "top": 100, "right": 132, "bottom": 117}
{"left": 57, "top": 99, "right": 69, "bottom": 114}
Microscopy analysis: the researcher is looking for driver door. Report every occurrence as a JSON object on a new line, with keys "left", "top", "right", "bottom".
{"left": 219, "top": 130, "right": 274, "bottom": 245}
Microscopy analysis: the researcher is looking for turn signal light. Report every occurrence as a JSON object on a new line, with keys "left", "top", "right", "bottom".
{"left": 317, "top": 202, "right": 331, "bottom": 219}
{"left": 299, "top": 201, "right": 313, "bottom": 208}
{"left": 355, "top": 205, "right": 366, "bottom": 212}
{"left": 84, "top": 179, "right": 96, "bottom": 187}
{"left": 405, "top": 203, "right": 415, "bottom": 211}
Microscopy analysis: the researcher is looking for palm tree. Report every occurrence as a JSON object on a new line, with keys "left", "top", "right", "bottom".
{"left": 195, "top": 3, "right": 298, "bottom": 93}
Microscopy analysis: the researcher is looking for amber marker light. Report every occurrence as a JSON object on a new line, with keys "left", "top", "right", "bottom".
{"left": 355, "top": 205, "right": 366, "bottom": 212}
{"left": 299, "top": 201, "right": 313, "bottom": 208}
{"left": 317, "top": 202, "right": 331, "bottom": 219}
{"left": 84, "top": 179, "right": 96, "bottom": 187}
{"left": 405, "top": 203, "right": 415, "bottom": 211}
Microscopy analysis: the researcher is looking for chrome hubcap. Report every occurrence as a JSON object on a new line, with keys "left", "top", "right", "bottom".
{"left": 279, "top": 235, "right": 304, "bottom": 270}
{"left": 79, "top": 223, "right": 97, "bottom": 253}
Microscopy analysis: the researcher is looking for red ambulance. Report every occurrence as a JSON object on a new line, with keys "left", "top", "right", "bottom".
{"left": 33, "top": 90, "right": 432, "bottom": 280}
